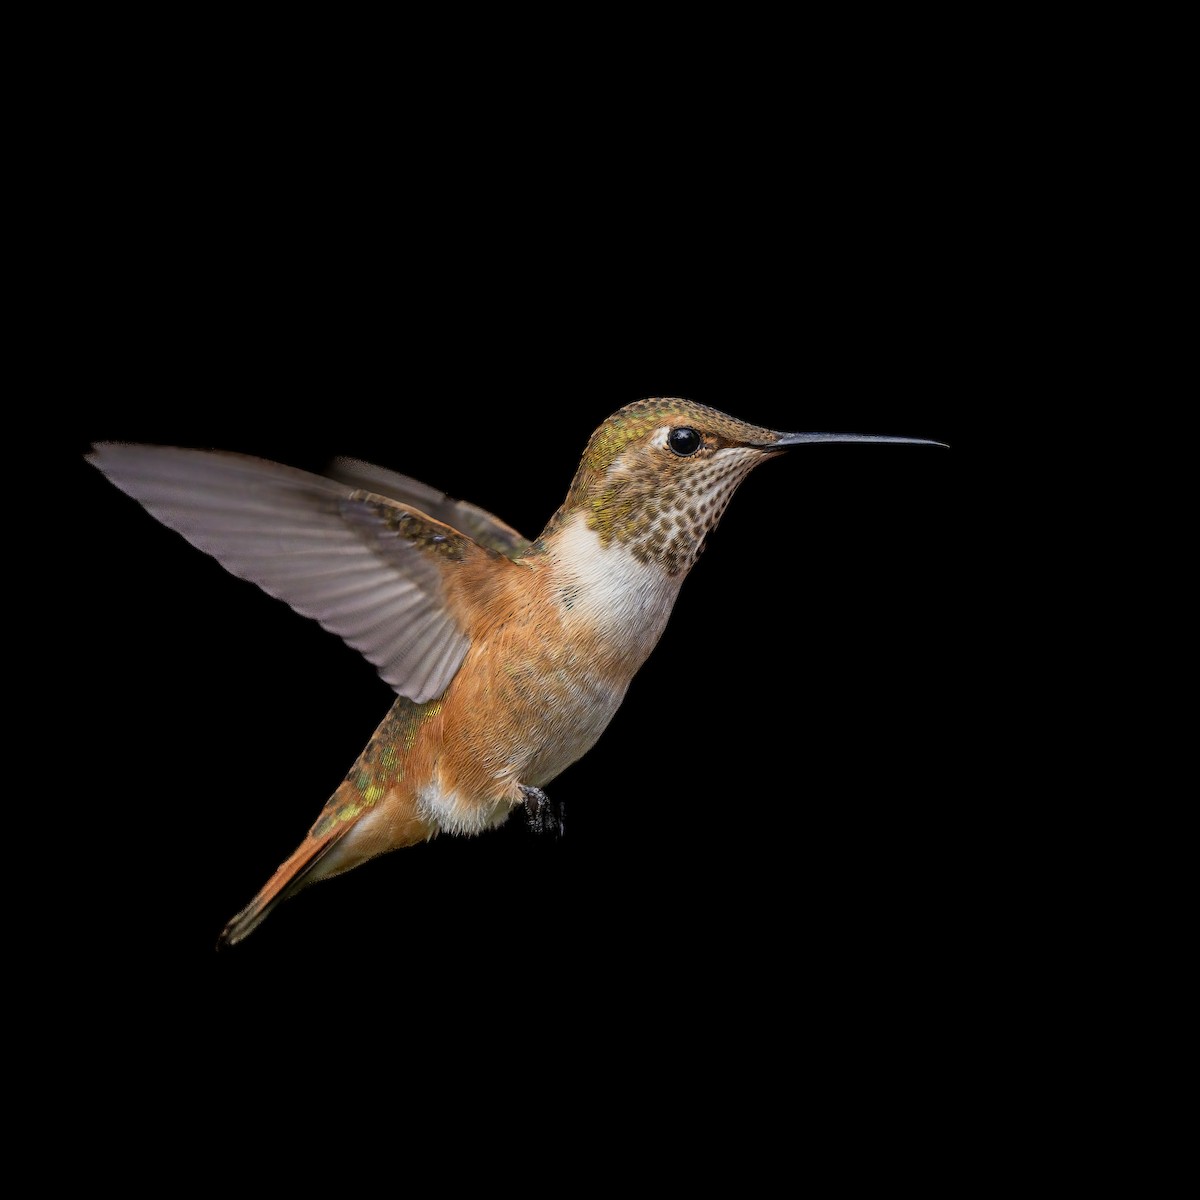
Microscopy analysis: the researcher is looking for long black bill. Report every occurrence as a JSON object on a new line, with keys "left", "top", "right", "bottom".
{"left": 771, "top": 432, "right": 948, "bottom": 448}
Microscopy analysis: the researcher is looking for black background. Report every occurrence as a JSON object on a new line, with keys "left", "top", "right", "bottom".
{"left": 38, "top": 32, "right": 998, "bottom": 1129}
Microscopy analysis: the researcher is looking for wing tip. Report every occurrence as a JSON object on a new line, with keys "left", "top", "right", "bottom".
{"left": 85, "top": 441, "right": 123, "bottom": 477}
{"left": 86, "top": 440, "right": 147, "bottom": 471}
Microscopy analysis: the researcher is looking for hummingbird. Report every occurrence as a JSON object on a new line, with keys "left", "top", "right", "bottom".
{"left": 88, "top": 398, "right": 944, "bottom": 946}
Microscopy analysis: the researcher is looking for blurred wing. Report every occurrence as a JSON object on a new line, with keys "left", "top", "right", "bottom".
{"left": 326, "top": 456, "right": 531, "bottom": 558}
{"left": 88, "top": 443, "right": 501, "bottom": 703}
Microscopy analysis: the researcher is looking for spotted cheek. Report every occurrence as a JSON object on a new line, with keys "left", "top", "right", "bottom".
{"left": 631, "top": 514, "right": 677, "bottom": 571}
{"left": 628, "top": 453, "right": 763, "bottom": 574}
{"left": 694, "top": 461, "right": 757, "bottom": 533}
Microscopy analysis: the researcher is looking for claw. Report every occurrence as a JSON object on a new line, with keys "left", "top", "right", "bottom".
{"left": 520, "top": 785, "right": 565, "bottom": 838}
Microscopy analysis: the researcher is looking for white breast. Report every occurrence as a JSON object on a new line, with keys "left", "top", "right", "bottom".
{"left": 551, "top": 511, "right": 684, "bottom": 670}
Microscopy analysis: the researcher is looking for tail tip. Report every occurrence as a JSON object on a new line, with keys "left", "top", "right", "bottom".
{"left": 216, "top": 914, "right": 253, "bottom": 950}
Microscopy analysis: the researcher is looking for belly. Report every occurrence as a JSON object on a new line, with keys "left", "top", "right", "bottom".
{"left": 414, "top": 655, "right": 628, "bottom": 835}
{"left": 442, "top": 632, "right": 632, "bottom": 796}
{"left": 429, "top": 529, "right": 683, "bottom": 808}
{"left": 521, "top": 665, "right": 629, "bottom": 786}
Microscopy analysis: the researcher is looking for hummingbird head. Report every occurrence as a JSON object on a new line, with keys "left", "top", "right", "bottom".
{"left": 543, "top": 398, "right": 943, "bottom": 576}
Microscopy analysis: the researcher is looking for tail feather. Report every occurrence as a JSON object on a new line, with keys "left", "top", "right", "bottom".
{"left": 216, "top": 769, "right": 437, "bottom": 947}
{"left": 217, "top": 699, "right": 442, "bottom": 947}
{"left": 217, "top": 833, "right": 343, "bottom": 948}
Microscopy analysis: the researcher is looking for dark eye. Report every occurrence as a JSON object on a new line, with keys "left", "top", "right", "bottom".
{"left": 668, "top": 427, "right": 702, "bottom": 456}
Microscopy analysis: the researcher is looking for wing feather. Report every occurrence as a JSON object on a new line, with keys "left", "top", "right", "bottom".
{"left": 88, "top": 443, "right": 504, "bottom": 703}
{"left": 326, "top": 456, "right": 531, "bottom": 558}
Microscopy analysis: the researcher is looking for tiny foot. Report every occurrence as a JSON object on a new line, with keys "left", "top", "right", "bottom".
{"left": 520, "top": 785, "right": 565, "bottom": 838}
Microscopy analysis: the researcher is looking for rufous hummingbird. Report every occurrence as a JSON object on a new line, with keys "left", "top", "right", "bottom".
{"left": 88, "top": 397, "right": 944, "bottom": 946}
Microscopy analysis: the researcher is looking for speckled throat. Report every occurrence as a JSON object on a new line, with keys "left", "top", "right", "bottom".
{"left": 537, "top": 398, "right": 784, "bottom": 576}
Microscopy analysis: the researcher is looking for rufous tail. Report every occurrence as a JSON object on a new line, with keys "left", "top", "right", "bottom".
{"left": 218, "top": 698, "right": 442, "bottom": 947}
{"left": 217, "top": 770, "right": 437, "bottom": 947}
{"left": 217, "top": 826, "right": 346, "bottom": 948}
